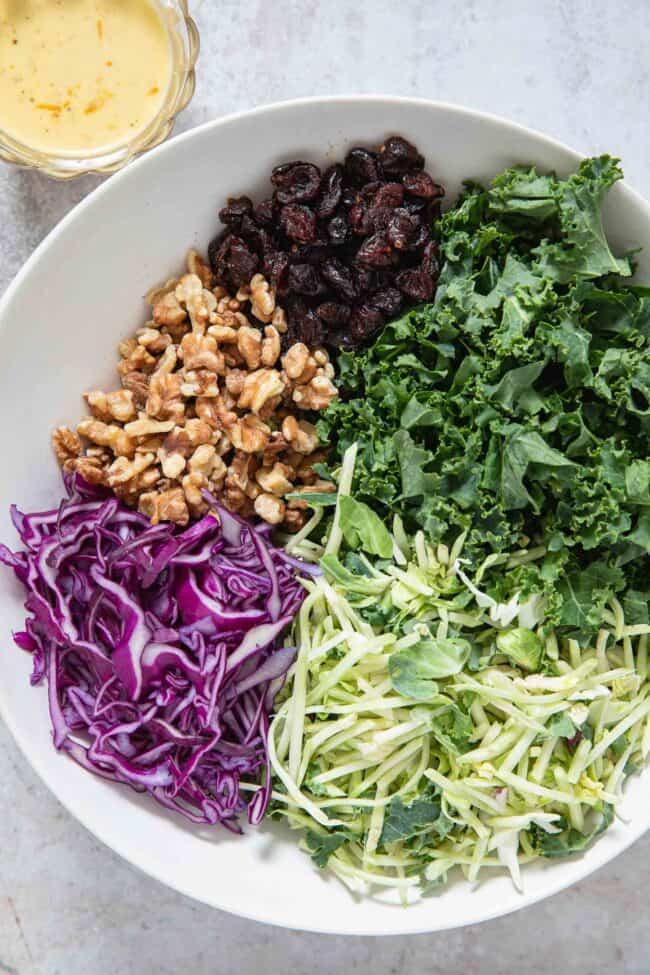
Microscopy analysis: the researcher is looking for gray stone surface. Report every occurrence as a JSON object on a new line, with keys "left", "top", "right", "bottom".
{"left": 1, "top": 0, "right": 650, "bottom": 971}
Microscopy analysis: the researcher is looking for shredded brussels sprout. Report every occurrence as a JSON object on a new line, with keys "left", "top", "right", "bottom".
{"left": 269, "top": 446, "right": 650, "bottom": 902}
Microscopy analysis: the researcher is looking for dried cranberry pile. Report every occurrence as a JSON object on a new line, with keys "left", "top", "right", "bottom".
{"left": 207, "top": 136, "right": 444, "bottom": 349}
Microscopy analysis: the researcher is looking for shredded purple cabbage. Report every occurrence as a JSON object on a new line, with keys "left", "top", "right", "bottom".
{"left": 0, "top": 476, "right": 316, "bottom": 831}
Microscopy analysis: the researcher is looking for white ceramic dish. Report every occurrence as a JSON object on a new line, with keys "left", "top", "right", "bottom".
{"left": 1, "top": 96, "right": 650, "bottom": 936}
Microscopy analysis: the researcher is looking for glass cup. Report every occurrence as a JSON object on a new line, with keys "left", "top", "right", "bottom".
{"left": 0, "top": 0, "right": 199, "bottom": 179}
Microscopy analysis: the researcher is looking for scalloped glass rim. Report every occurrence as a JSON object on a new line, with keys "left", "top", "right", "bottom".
{"left": 0, "top": 1, "right": 199, "bottom": 179}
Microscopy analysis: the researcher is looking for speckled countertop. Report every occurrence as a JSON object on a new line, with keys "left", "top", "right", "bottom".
{"left": 1, "top": 1, "right": 650, "bottom": 972}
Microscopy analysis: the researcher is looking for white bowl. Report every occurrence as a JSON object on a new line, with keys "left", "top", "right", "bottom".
{"left": 1, "top": 96, "right": 650, "bottom": 936}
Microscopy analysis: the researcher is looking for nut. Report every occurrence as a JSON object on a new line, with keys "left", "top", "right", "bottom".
{"left": 137, "top": 327, "right": 172, "bottom": 355}
{"left": 188, "top": 443, "right": 219, "bottom": 477}
{"left": 77, "top": 418, "right": 135, "bottom": 457}
{"left": 182, "top": 471, "right": 209, "bottom": 516}
{"left": 261, "top": 325, "right": 281, "bottom": 367}
{"left": 249, "top": 273, "right": 275, "bottom": 323}
{"left": 175, "top": 274, "right": 217, "bottom": 334}
{"left": 238, "top": 369, "right": 286, "bottom": 414}
{"left": 158, "top": 448, "right": 187, "bottom": 479}
{"left": 283, "top": 508, "right": 308, "bottom": 532}
{"left": 196, "top": 395, "right": 237, "bottom": 431}
{"left": 255, "top": 462, "right": 293, "bottom": 496}
{"left": 152, "top": 291, "right": 187, "bottom": 327}
{"left": 237, "top": 326, "right": 263, "bottom": 370}
{"left": 272, "top": 306, "right": 288, "bottom": 334}
{"left": 282, "top": 415, "right": 319, "bottom": 454}
{"left": 138, "top": 488, "right": 189, "bottom": 526}
{"left": 184, "top": 418, "right": 214, "bottom": 448}
{"left": 121, "top": 371, "right": 150, "bottom": 409}
{"left": 68, "top": 456, "right": 107, "bottom": 485}
{"left": 52, "top": 426, "right": 82, "bottom": 465}
{"left": 124, "top": 416, "right": 175, "bottom": 438}
{"left": 229, "top": 415, "right": 270, "bottom": 453}
{"left": 282, "top": 343, "right": 310, "bottom": 380}
{"left": 207, "top": 324, "right": 238, "bottom": 343}
{"left": 57, "top": 268, "right": 330, "bottom": 526}
{"left": 292, "top": 374, "right": 338, "bottom": 410}
{"left": 254, "top": 493, "right": 285, "bottom": 524}
{"left": 224, "top": 369, "right": 247, "bottom": 397}
{"left": 187, "top": 249, "right": 213, "bottom": 289}
{"left": 179, "top": 333, "right": 225, "bottom": 374}
{"left": 106, "top": 452, "right": 155, "bottom": 487}
{"left": 180, "top": 369, "right": 220, "bottom": 398}
{"left": 146, "top": 371, "right": 184, "bottom": 422}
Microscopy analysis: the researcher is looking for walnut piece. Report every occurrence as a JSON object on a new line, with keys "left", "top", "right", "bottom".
{"left": 139, "top": 487, "right": 189, "bottom": 526}
{"left": 254, "top": 493, "right": 285, "bottom": 524}
{"left": 52, "top": 426, "right": 82, "bottom": 466}
{"left": 293, "top": 374, "right": 338, "bottom": 410}
{"left": 57, "top": 266, "right": 333, "bottom": 529}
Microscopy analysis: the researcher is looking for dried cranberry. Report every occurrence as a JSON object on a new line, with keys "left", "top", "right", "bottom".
{"left": 240, "top": 214, "right": 275, "bottom": 255}
{"left": 253, "top": 197, "right": 277, "bottom": 227}
{"left": 316, "top": 165, "right": 344, "bottom": 218}
{"left": 342, "top": 185, "right": 359, "bottom": 207}
{"left": 354, "top": 266, "right": 376, "bottom": 294}
{"left": 344, "top": 147, "right": 381, "bottom": 186}
{"left": 379, "top": 136, "right": 424, "bottom": 174}
{"left": 263, "top": 251, "right": 291, "bottom": 296}
{"left": 288, "top": 308, "right": 324, "bottom": 348}
{"left": 208, "top": 233, "right": 259, "bottom": 287}
{"left": 395, "top": 268, "right": 435, "bottom": 301}
{"left": 372, "top": 182, "right": 405, "bottom": 208}
{"left": 207, "top": 231, "right": 229, "bottom": 278}
{"left": 367, "top": 207, "right": 394, "bottom": 232}
{"left": 317, "top": 302, "right": 351, "bottom": 328}
{"left": 370, "top": 287, "right": 403, "bottom": 317}
{"left": 271, "top": 161, "right": 321, "bottom": 204}
{"left": 280, "top": 204, "right": 317, "bottom": 243}
{"left": 219, "top": 196, "right": 253, "bottom": 229}
{"left": 421, "top": 240, "right": 440, "bottom": 278}
{"left": 402, "top": 171, "right": 444, "bottom": 199}
{"left": 291, "top": 241, "right": 331, "bottom": 265}
{"left": 403, "top": 197, "right": 429, "bottom": 216}
{"left": 357, "top": 232, "right": 394, "bottom": 268}
{"left": 386, "top": 209, "right": 422, "bottom": 250}
{"left": 322, "top": 257, "right": 358, "bottom": 301}
{"left": 289, "top": 263, "right": 325, "bottom": 297}
{"left": 350, "top": 304, "right": 385, "bottom": 341}
{"left": 349, "top": 203, "right": 371, "bottom": 235}
{"left": 327, "top": 214, "right": 349, "bottom": 246}
{"left": 359, "top": 181, "right": 383, "bottom": 201}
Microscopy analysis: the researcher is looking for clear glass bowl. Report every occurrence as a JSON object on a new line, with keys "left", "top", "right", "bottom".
{"left": 0, "top": 0, "right": 199, "bottom": 180}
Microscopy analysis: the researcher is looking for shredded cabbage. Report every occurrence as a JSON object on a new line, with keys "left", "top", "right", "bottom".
{"left": 0, "top": 476, "right": 313, "bottom": 830}
{"left": 269, "top": 447, "right": 650, "bottom": 900}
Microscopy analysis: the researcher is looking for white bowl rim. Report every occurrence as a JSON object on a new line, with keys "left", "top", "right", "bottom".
{"left": 2, "top": 94, "right": 650, "bottom": 935}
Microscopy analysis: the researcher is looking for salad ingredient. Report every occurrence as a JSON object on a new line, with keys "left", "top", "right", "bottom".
{"left": 270, "top": 455, "right": 650, "bottom": 896}
{"left": 0, "top": 0, "right": 171, "bottom": 154}
{"left": 208, "top": 137, "right": 444, "bottom": 350}
{"left": 53, "top": 251, "right": 337, "bottom": 531}
{"left": 0, "top": 476, "right": 311, "bottom": 829}
{"left": 321, "top": 157, "right": 650, "bottom": 635}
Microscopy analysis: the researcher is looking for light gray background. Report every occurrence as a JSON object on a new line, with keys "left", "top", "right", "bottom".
{"left": 1, "top": 1, "right": 649, "bottom": 971}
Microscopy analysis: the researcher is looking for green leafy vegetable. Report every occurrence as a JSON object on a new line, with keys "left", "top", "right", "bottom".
{"left": 338, "top": 496, "right": 393, "bottom": 557}
{"left": 496, "top": 627, "right": 543, "bottom": 671}
{"left": 546, "top": 712, "right": 577, "bottom": 739}
{"left": 380, "top": 792, "right": 449, "bottom": 845}
{"left": 305, "top": 830, "right": 354, "bottom": 868}
{"left": 532, "top": 805, "right": 615, "bottom": 858}
{"left": 320, "top": 155, "right": 649, "bottom": 635}
{"left": 389, "top": 637, "right": 472, "bottom": 698}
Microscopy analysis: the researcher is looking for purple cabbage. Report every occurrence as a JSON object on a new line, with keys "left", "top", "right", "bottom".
{"left": 0, "top": 476, "right": 316, "bottom": 831}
